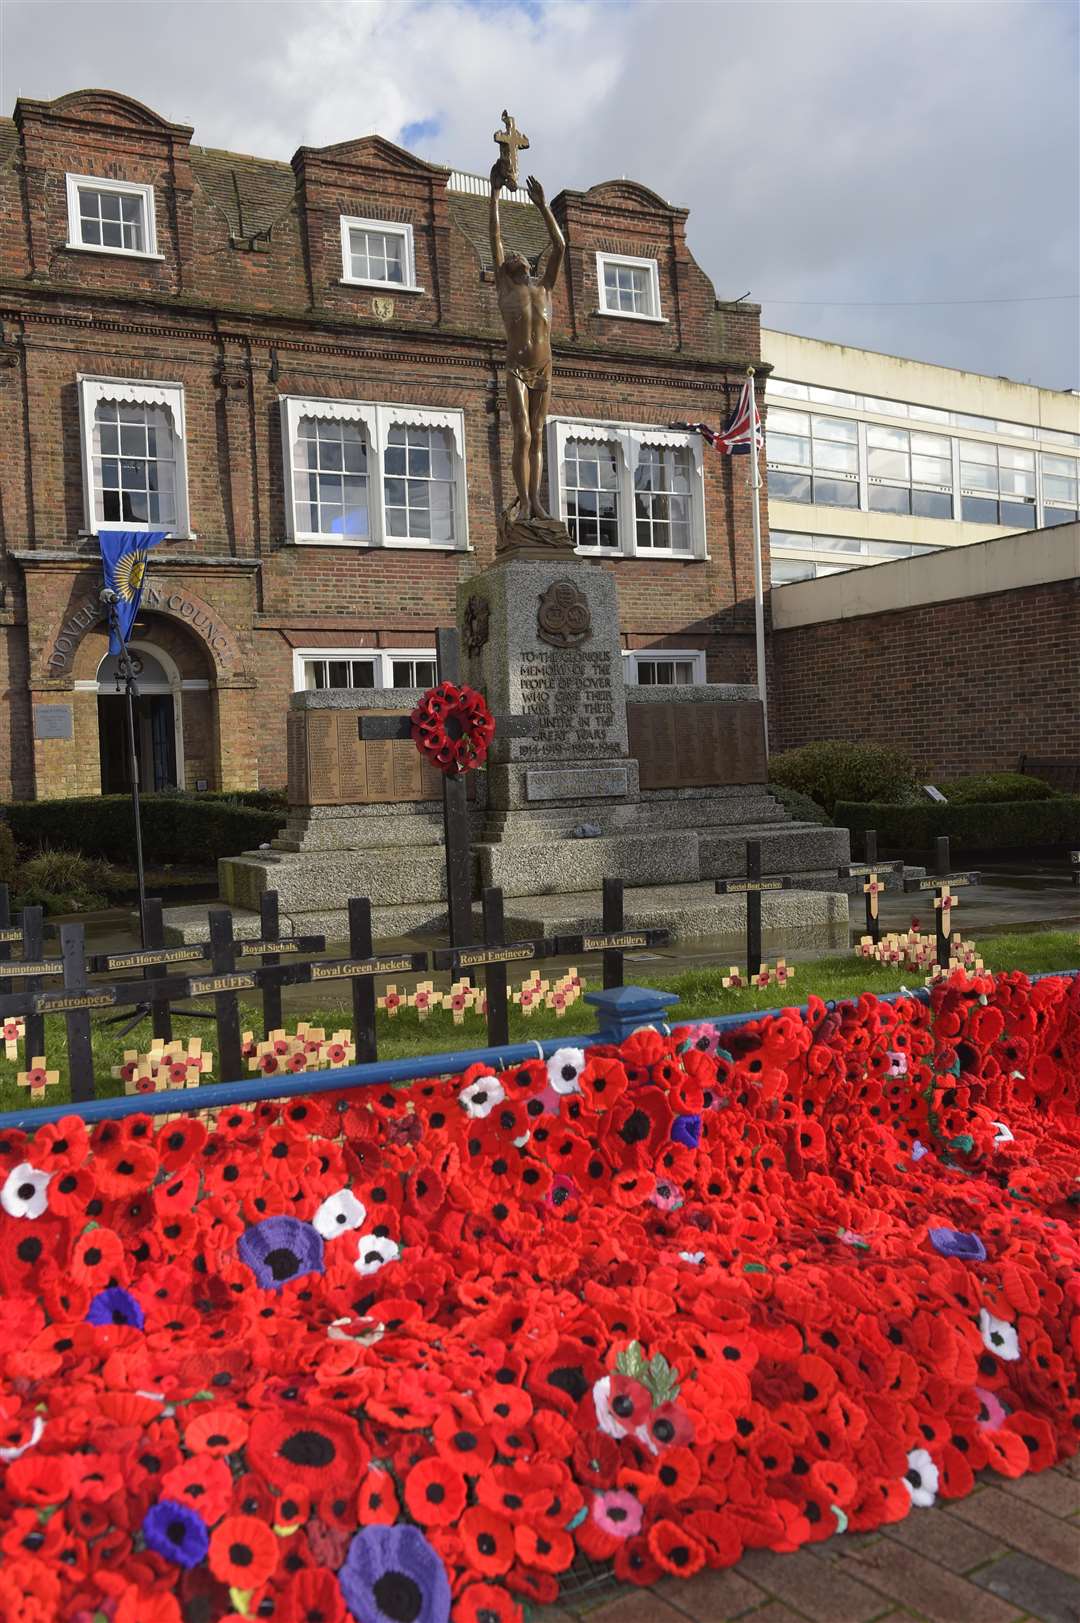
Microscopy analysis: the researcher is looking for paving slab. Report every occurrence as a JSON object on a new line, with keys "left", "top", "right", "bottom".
{"left": 736, "top": 1546, "right": 891, "bottom": 1623}
{"left": 969, "top": 1553, "right": 1080, "bottom": 1623}
{"left": 884, "top": 1506, "right": 1008, "bottom": 1574}
{"left": 653, "top": 1568, "right": 768, "bottom": 1620}
{"left": 950, "top": 1489, "right": 1080, "bottom": 1580}
{"left": 838, "top": 1538, "right": 1025, "bottom": 1623}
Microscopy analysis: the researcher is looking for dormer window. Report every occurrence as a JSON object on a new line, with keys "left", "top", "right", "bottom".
{"left": 66, "top": 175, "right": 159, "bottom": 258}
{"left": 596, "top": 252, "right": 662, "bottom": 321}
{"left": 339, "top": 217, "right": 421, "bottom": 291}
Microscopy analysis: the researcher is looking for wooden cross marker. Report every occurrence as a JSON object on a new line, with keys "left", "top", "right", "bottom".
{"left": 493, "top": 109, "right": 530, "bottom": 189}
{"left": 716, "top": 839, "right": 795, "bottom": 982}
{"left": 358, "top": 628, "right": 538, "bottom": 954}
{"left": 904, "top": 836, "right": 980, "bottom": 970}
{"left": 839, "top": 830, "right": 904, "bottom": 946}
{"left": 18, "top": 1055, "right": 59, "bottom": 1103}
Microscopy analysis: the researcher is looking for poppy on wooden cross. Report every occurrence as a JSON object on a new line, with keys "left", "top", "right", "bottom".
{"left": 903, "top": 836, "right": 980, "bottom": 970}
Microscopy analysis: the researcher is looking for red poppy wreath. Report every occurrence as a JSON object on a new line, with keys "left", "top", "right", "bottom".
{"left": 411, "top": 681, "right": 495, "bottom": 776}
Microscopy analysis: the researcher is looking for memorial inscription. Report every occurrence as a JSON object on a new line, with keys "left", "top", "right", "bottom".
{"left": 628, "top": 701, "right": 766, "bottom": 789}
{"left": 516, "top": 648, "right": 620, "bottom": 761}
{"left": 287, "top": 709, "right": 449, "bottom": 806}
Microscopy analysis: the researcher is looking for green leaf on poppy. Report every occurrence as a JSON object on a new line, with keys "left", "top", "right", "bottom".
{"left": 949, "top": 1134, "right": 974, "bottom": 1153}
{"left": 229, "top": 1590, "right": 252, "bottom": 1616}
{"left": 743, "top": 1262, "right": 767, "bottom": 1273}
{"left": 831, "top": 1505, "right": 848, "bottom": 1534}
{"left": 641, "top": 1350, "right": 680, "bottom": 1404}
{"left": 274, "top": 1522, "right": 301, "bottom": 1536}
{"left": 615, "top": 1340, "right": 649, "bottom": 1383}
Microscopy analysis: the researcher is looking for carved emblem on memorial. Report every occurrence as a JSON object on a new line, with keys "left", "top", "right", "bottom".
{"left": 372, "top": 296, "right": 394, "bottom": 321}
{"left": 488, "top": 112, "right": 576, "bottom": 560}
{"left": 537, "top": 578, "right": 591, "bottom": 648}
{"left": 463, "top": 594, "right": 490, "bottom": 656}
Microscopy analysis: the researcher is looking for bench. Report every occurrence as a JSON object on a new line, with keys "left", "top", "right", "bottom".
{"left": 1017, "top": 754, "right": 1080, "bottom": 794}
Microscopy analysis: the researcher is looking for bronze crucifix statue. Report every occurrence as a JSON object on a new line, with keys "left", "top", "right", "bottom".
{"left": 489, "top": 115, "right": 573, "bottom": 555}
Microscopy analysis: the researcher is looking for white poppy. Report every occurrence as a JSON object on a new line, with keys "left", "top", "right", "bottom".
{"left": 679, "top": 1251, "right": 706, "bottom": 1266}
{"left": 546, "top": 1047, "right": 586, "bottom": 1096}
{"left": 592, "top": 1375, "right": 629, "bottom": 1440}
{"left": 0, "top": 1413, "right": 45, "bottom": 1462}
{"left": 1, "top": 1163, "right": 50, "bottom": 1221}
{"left": 458, "top": 1074, "right": 505, "bottom": 1119}
{"left": 902, "top": 1447, "right": 939, "bottom": 1508}
{"left": 978, "top": 1308, "right": 1020, "bottom": 1361}
{"left": 313, "top": 1188, "right": 367, "bottom": 1240}
{"left": 353, "top": 1233, "right": 401, "bottom": 1276}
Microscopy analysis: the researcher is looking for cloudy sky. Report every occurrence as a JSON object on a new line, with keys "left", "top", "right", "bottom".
{"left": 2, "top": 0, "right": 1077, "bottom": 387}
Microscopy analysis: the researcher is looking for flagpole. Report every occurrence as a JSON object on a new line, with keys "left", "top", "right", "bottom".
{"left": 101, "top": 588, "right": 148, "bottom": 946}
{"left": 746, "top": 366, "right": 769, "bottom": 757}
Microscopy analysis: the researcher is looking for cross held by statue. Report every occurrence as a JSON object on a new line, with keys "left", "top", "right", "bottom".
{"left": 493, "top": 110, "right": 530, "bottom": 190}
{"left": 356, "top": 628, "right": 539, "bottom": 953}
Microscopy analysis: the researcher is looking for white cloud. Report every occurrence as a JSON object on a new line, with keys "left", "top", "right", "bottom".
{"left": 1, "top": 0, "right": 1076, "bottom": 382}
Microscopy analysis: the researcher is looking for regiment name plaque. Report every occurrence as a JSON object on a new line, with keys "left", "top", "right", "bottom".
{"left": 628, "top": 700, "right": 766, "bottom": 790}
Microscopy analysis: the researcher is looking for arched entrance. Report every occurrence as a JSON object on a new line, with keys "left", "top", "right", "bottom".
{"left": 97, "top": 642, "right": 183, "bottom": 793}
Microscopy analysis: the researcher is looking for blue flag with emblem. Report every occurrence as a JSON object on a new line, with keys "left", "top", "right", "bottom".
{"left": 98, "top": 531, "right": 167, "bottom": 654}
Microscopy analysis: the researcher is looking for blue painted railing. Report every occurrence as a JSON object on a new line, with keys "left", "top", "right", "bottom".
{"left": 0, "top": 972, "right": 1074, "bottom": 1135}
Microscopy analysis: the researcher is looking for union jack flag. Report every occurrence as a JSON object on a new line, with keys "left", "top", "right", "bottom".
{"left": 671, "top": 376, "right": 763, "bottom": 455}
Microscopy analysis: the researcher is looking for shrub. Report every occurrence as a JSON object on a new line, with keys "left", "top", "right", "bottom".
{"left": 3, "top": 795, "right": 283, "bottom": 867}
{"left": 768, "top": 784, "right": 833, "bottom": 827}
{"left": 938, "top": 772, "right": 1057, "bottom": 804}
{"left": 835, "top": 797, "right": 1080, "bottom": 855}
{"left": 769, "top": 741, "right": 918, "bottom": 817}
{"left": 14, "top": 848, "right": 120, "bottom": 914}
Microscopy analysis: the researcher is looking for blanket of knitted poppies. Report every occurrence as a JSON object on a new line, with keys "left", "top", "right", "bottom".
{"left": 0, "top": 968, "right": 1077, "bottom": 1623}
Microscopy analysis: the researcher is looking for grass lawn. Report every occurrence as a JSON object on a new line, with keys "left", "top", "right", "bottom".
{"left": 2, "top": 928, "right": 1077, "bottom": 1114}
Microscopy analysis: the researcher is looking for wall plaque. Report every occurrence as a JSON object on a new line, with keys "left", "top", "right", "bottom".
{"left": 627, "top": 701, "right": 766, "bottom": 790}
{"left": 288, "top": 708, "right": 468, "bottom": 807}
{"left": 34, "top": 704, "right": 74, "bottom": 741}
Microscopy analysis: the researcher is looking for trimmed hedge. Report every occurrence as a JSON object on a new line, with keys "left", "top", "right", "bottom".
{"left": 768, "top": 740, "right": 918, "bottom": 817}
{"left": 836, "top": 797, "right": 1080, "bottom": 854}
{"left": 4, "top": 795, "right": 282, "bottom": 867}
{"left": 937, "top": 772, "right": 1057, "bottom": 805}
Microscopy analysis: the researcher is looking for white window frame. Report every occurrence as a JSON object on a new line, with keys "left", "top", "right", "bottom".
{"left": 65, "top": 174, "right": 162, "bottom": 259}
{"left": 547, "top": 417, "right": 706, "bottom": 560}
{"left": 339, "top": 216, "right": 422, "bottom": 292}
{"left": 595, "top": 252, "right": 665, "bottom": 322}
{"left": 77, "top": 375, "right": 191, "bottom": 537}
{"left": 623, "top": 648, "right": 706, "bottom": 685}
{"left": 280, "top": 397, "right": 469, "bottom": 550}
{"left": 291, "top": 647, "right": 438, "bottom": 693}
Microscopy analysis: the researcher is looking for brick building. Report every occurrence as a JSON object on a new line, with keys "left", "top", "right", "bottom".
{"left": 0, "top": 88, "right": 767, "bottom": 802}
{"left": 770, "top": 519, "right": 1080, "bottom": 777}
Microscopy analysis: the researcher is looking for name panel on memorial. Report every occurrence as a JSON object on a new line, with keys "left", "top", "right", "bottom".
{"left": 628, "top": 701, "right": 766, "bottom": 790}
{"left": 288, "top": 709, "right": 463, "bottom": 806}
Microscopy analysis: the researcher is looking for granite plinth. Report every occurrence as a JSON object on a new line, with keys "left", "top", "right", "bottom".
{"left": 220, "top": 845, "right": 470, "bottom": 913}
{"left": 459, "top": 557, "right": 635, "bottom": 817}
{"left": 503, "top": 883, "right": 849, "bottom": 951}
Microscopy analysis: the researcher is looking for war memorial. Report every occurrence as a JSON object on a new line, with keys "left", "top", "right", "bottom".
{"left": 0, "top": 101, "right": 1076, "bottom": 1623}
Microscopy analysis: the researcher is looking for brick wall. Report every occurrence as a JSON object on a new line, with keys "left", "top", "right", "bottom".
{"left": 770, "top": 577, "right": 1080, "bottom": 777}
{"left": 0, "top": 88, "right": 768, "bottom": 799}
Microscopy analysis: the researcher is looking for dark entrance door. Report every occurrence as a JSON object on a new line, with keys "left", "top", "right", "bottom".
{"left": 98, "top": 694, "right": 177, "bottom": 793}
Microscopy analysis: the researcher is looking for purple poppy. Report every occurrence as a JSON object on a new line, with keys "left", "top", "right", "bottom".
{"left": 141, "top": 1499, "right": 209, "bottom": 1568}
{"left": 86, "top": 1285, "right": 144, "bottom": 1329}
{"left": 671, "top": 1114, "right": 702, "bottom": 1149}
{"left": 928, "top": 1226, "right": 986, "bottom": 1261}
{"left": 238, "top": 1215, "right": 324, "bottom": 1290}
{"left": 338, "top": 1524, "right": 451, "bottom": 1623}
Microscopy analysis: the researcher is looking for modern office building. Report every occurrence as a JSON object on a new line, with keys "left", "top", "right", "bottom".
{"left": 762, "top": 329, "right": 1080, "bottom": 583}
